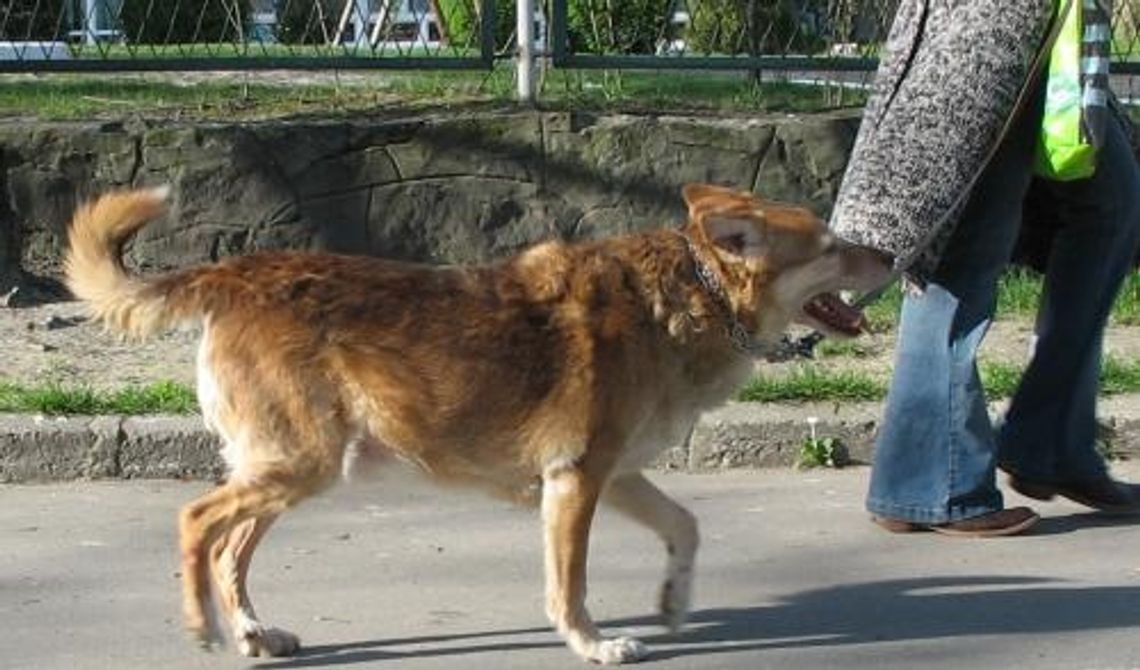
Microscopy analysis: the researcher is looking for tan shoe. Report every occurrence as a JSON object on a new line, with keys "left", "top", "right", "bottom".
{"left": 872, "top": 506, "right": 1039, "bottom": 538}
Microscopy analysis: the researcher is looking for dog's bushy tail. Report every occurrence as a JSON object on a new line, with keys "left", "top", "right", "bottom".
{"left": 64, "top": 186, "right": 193, "bottom": 338}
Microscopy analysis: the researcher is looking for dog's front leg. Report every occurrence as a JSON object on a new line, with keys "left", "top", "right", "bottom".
{"left": 209, "top": 514, "right": 300, "bottom": 657}
{"left": 542, "top": 461, "right": 647, "bottom": 664}
{"left": 603, "top": 472, "right": 698, "bottom": 632}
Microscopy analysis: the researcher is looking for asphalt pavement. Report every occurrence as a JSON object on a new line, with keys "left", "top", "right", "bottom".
{"left": 4, "top": 463, "right": 1140, "bottom": 670}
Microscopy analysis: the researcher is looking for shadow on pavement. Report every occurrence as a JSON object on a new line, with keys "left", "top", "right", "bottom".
{"left": 1029, "top": 511, "right": 1140, "bottom": 536}
{"left": 259, "top": 575, "right": 1140, "bottom": 666}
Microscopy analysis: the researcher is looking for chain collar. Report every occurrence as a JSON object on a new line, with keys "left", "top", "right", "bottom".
{"left": 677, "top": 232, "right": 895, "bottom": 361}
{"left": 679, "top": 233, "right": 813, "bottom": 361}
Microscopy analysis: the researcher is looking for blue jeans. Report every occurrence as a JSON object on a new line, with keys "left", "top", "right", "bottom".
{"left": 866, "top": 104, "right": 1140, "bottom": 524}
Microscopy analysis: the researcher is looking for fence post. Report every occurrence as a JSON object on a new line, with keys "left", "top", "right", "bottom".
{"left": 84, "top": 0, "right": 98, "bottom": 45}
{"left": 517, "top": 0, "right": 535, "bottom": 103}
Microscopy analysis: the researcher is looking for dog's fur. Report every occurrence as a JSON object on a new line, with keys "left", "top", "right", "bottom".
{"left": 64, "top": 183, "right": 889, "bottom": 664}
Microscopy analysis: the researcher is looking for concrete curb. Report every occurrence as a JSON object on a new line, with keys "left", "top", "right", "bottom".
{"left": 4, "top": 396, "right": 1140, "bottom": 482}
{"left": 0, "top": 414, "right": 225, "bottom": 483}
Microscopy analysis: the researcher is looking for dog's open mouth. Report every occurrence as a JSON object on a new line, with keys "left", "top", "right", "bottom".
{"left": 803, "top": 293, "right": 866, "bottom": 336}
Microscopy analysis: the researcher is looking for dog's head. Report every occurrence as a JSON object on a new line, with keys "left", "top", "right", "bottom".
{"left": 682, "top": 183, "right": 892, "bottom": 343}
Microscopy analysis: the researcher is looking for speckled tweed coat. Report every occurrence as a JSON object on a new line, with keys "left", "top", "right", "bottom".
{"left": 829, "top": 0, "right": 1056, "bottom": 279}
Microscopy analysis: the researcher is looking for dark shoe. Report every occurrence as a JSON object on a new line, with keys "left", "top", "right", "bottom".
{"left": 1006, "top": 473, "right": 1140, "bottom": 515}
{"left": 871, "top": 507, "right": 1039, "bottom": 538}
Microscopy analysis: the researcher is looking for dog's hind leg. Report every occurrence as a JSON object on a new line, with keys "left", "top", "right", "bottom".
{"left": 209, "top": 514, "right": 299, "bottom": 657}
{"left": 180, "top": 467, "right": 331, "bottom": 656}
{"left": 542, "top": 461, "right": 648, "bottom": 664}
{"left": 602, "top": 472, "right": 698, "bottom": 632}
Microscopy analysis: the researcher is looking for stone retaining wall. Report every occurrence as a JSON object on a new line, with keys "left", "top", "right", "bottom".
{"left": 0, "top": 109, "right": 861, "bottom": 286}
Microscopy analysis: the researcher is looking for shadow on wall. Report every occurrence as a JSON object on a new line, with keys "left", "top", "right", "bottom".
{"left": 0, "top": 111, "right": 860, "bottom": 302}
{"left": 275, "top": 112, "right": 853, "bottom": 265}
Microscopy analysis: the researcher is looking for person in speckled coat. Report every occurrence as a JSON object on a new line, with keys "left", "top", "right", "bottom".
{"left": 829, "top": 0, "right": 1140, "bottom": 535}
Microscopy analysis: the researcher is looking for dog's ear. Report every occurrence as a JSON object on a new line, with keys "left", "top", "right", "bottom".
{"left": 700, "top": 213, "right": 768, "bottom": 257}
{"left": 682, "top": 183, "right": 742, "bottom": 209}
{"left": 682, "top": 183, "right": 769, "bottom": 257}
{"left": 682, "top": 183, "right": 752, "bottom": 220}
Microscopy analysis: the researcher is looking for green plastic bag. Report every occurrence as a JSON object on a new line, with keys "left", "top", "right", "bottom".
{"left": 1035, "top": 0, "right": 1098, "bottom": 181}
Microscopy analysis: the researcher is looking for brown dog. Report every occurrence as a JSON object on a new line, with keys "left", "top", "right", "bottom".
{"left": 64, "top": 183, "right": 889, "bottom": 664}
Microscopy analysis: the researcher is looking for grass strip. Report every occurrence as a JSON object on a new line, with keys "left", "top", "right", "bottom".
{"left": 861, "top": 270, "right": 1140, "bottom": 331}
{"left": 738, "top": 365, "right": 884, "bottom": 402}
{"left": 0, "top": 70, "right": 865, "bottom": 121}
{"left": 739, "top": 356, "right": 1140, "bottom": 403}
{"left": 0, "top": 380, "right": 197, "bottom": 415}
{"left": 0, "top": 355, "right": 1138, "bottom": 412}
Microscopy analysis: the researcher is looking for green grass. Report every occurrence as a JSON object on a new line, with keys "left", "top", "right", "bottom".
{"left": 75, "top": 42, "right": 466, "bottom": 60}
{"left": 0, "top": 76, "right": 450, "bottom": 121}
{"left": 4, "top": 355, "right": 1140, "bottom": 412}
{"left": 1100, "top": 355, "right": 1140, "bottom": 394}
{"left": 814, "top": 338, "right": 878, "bottom": 359}
{"left": 858, "top": 269, "right": 1140, "bottom": 331}
{"left": 994, "top": 269, "right": 1042, "bottom": 316}
{"left": 979, "top": 361, "right": 1025, "bottom": 401}
{"left": 980, "top": 356, "right": 1140, "bottom": 401}
{"left": 0, "top": 68, "right": 863, "bottom": 121}
{"left": 0, "top": 380, "right": 197, "bottom": 415}
{"left": 992, "top": 270, "right": 1140, "bottom": 325}
{"left": 862, "top": 273, "right": 1040, "bottom": 332}
{"left": 738, "top": 364, "right": 883, "bottom": 402}
{"left": 739, "top": 355, "right": 1140, "bottom": 404}
{"left": 797, "top": 436, "right": 845, "bottom": 469}
{"left": 542, "top": 69, "right": 866, "bottom": 113}
{"left": 52, "top": 37, "right": 1140, "bottom": 63}
{"left": 861, "top": 282, "right": 904, "bottom": 332}
{"left": 1109, "top": 272, "right": 1140, "bottom": 325}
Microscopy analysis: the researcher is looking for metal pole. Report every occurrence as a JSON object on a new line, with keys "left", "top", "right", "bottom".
{"left": 478, "top": 0, "right": 494, "bottom": 66}
{"left": 517, "top": 0, "right": 535, "bottom": 103}
{"left": 85, "top": 0, "right": 98, "bottom": 45}
{"left": 550, "top": 0, "right": 566, "bottom": 65}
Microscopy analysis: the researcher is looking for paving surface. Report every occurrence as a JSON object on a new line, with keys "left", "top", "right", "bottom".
{"left": 4, "top": 463, "right": 1140, "bottom": 670}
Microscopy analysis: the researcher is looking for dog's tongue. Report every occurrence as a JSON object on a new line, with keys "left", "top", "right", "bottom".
{"left": 804, "top": 293, "right": 866, "bottom": 336}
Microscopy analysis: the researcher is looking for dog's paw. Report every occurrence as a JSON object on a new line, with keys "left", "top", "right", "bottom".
{"left": 188, "top": 631, "right": 221, "bottom": 652}
{"left": 186, "top": 618, "right": 224, "bottom": 652}
{"left": 237, "top": 626, "right": 301, "bottom": 658}
{"left": 589, "top": 636, "right": 648, "bottom": 665}
{"left": 658, "top": 573, "right": 692, "bottom": 633}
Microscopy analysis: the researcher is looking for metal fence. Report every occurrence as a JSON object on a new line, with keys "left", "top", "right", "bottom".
{"left": 549, "top": 0, "right": 888, "bottom": 71}
{"left": 2, "top": 1, "right": 1140, "bottom": 82}
{"left": 0, "top": 0, "right": 497, "bottom": 70}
